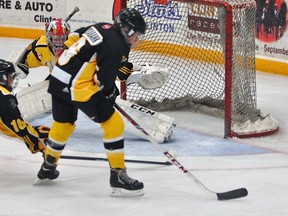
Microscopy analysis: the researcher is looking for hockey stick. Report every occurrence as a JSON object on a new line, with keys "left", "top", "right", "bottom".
{"left": 61, "top": 155, "right": 172, "bottom": 165}
{"left": 65, "top": 7, "right": 80, "bottom": 22}
{"left": 114, "top": 103, "right": 248, "bottom": 200}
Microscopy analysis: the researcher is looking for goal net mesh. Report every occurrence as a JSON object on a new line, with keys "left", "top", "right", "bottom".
{"left": 125, "top": 0, "right": 279, "bottom": 137}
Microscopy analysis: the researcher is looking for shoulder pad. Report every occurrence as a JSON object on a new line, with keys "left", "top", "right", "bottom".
{"left": 83, "top": 26, "right": 103, "bottom": 46}
{"left": 37, "top": 35, "right": 48, "bottom": 46}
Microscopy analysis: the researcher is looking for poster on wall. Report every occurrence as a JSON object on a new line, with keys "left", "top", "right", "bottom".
{"left": 255, "top": 0, "right": 288, "bottom": 59}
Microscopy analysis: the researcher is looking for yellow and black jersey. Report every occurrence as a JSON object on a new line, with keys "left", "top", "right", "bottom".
{"left": 0, "top": 86, "right": 44, "bottom": 153}
{"left": 19, "top": 35, "right": 58, "bottom": 73}
{"left": 64, "top": 24, "right": 96, "bottom": 48}
{"left": 49, "top": 22, "right": 130, "bottom": 102}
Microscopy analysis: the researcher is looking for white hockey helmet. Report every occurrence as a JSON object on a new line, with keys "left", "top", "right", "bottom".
{"left": 0, "top": 59, "right": 19, "bottom": 91}
{"left": 45, "top": 18, "right": 71, "bottom": 56}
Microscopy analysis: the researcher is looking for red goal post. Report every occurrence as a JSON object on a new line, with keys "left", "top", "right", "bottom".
{"left": 115, "top": 0, "right": 279, "bottom": 138}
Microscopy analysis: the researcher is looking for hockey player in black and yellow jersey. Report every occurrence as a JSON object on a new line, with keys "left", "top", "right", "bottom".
{"left": 0, "top": 59, "right": 49, "bottom": 154}
{"left": 35, "top": 8, "right": 147, "bottom": 197}
{"left": 14, "top": 19, "right": 71, "bottom": 78}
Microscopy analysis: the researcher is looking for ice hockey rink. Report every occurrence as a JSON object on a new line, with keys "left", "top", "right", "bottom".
{"left": 1, "top": 37, "right": 288, "bottom": 216}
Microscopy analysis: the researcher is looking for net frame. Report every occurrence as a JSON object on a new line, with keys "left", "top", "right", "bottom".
{"left": 118, "top": 0, "right": 279, "bottom": 138}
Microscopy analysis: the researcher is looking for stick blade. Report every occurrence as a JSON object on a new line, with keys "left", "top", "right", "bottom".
{"left": 217, "top": 188, "right": 248, "bottom": 200}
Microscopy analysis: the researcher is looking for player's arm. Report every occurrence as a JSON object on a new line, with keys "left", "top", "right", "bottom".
{"left": 64, "top": 25, "right": 93, "bottom": 48}
{"left": 24, "top": 37, "right": 52, "bottom": 68}
{"left": 9, "top": 39, "right": 42, "bottom": 79}
{"left": 118, "top": 60, "right": 134, "bottom": 81}
{"left": 0, "top": 93, "right": 48, "bottom": 153}
{"left": 64, "top": 32, "right": 81, "bottom": 48}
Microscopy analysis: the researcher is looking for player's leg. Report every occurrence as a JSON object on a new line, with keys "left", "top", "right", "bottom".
{"left": 77, "top": 93, "right": 144, "bottom": 196}
{"left": 101, "top": 111, "right": 144, "bottom": 196}
{"left": 36, "top": 95, "right": 77, "bottom": 182}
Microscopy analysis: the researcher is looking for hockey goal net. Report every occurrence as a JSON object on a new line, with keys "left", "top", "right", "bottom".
{"left": 120, "top": 0, "right": 279, "bottom": 138}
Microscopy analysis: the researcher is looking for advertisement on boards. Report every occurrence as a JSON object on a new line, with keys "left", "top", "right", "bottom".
{"left": 131, "top": 0, "right": 288, "bottom": 61}
{"left": 0, "top": 0, "right": 112, "bottom": 30}
{"left": 1, "top": 0, "right": 288, "bottom": 62}
{"left": 255, "top": 0, "right": 288, "bottom": 59}
{"left": 129, "top": 0, "right": 223, "bottom": 49}
{"left": 133, "top": 0, "right": 183, "bottom": 37}
{"left": 0, "top": 0, "right": 66, "bottom": 27}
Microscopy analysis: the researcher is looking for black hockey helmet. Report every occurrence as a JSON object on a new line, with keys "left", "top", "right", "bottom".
{"left": 0, "top": 59, "right": 18, "bottom": 91}
{"left": 114, "top": 8, "right": 147, "bottom": 38}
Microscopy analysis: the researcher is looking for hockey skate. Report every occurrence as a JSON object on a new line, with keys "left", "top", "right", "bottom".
{"left": 110, "top": 168, "right": 144, "bottom": 197}
{"left": 33, "top": 162, "right": 59, "bottom": 185}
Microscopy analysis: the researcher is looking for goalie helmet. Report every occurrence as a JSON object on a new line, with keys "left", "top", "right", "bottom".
{"left": 114, "top": 8, "right": 146, "bottom": 39}
{"left": 45, "top": 18, "right": 71, "bottom": 56}
{"left": 0, "top": 59, "right": 19, "bottom": 91}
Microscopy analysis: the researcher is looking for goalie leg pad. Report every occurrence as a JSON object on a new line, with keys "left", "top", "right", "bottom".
{"left": 16, "top": 81, "right": 175, "bottom": 143}
{"left": 116, "top": 98, "right": 175, "bottom": 143}
{"left": 16, "top": 80, "right": 52, "bottom": 121}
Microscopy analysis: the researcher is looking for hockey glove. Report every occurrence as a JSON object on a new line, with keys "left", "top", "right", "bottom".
{"left": 104, "top": 84, "right": 120, "bottom": 104}
{"left": 33, "top": 125, "right": 50, "bottom": 140}
{"left": 16, "top": 62, "right": 29, "bottom": 79}
{"left": 90, "top": 91, "right": 115, "bottom": 123}
{"left": 126, "top": 63, "right": 170, "bottom": 89}
{"left": 24, "top": 139, "right": 46, "bottom": 154}
{"left": 118, "top": 61, "right": 133, "bottom": 81}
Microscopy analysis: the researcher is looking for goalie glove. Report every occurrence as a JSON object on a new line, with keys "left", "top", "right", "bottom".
{"left": 126, "top": 63, "right": 169, "bottom": 89}
{"left": 33, "top": 125, "right": 50, "bottom": 140}
{"left": 8, "top": 48, "right": 30, "bottom": 79}
{"left": 16, "top": 62, "right": 29, "bottom": 79}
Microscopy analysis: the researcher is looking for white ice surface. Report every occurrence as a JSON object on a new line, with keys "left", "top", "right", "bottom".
{"left": 1, "top": 38, "right": 288, "bottom": 216}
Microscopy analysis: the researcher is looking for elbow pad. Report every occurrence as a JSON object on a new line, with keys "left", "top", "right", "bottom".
{"left": 118, "top": 62, "right": 133, "bottom": 81}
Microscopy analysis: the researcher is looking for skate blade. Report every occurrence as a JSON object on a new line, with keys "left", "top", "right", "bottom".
{"left": 110, "top": 188, "right": 144, "bottom": 197}
{"left": 33, "top": 178, "right": 53, "bottom": 185}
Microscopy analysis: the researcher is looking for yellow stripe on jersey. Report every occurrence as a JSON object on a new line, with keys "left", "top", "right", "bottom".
{"left": 0, "top": 86, "right": 12, "bottom": 95}
{"left": 71, "top": 61, "right": 100, "bottom": 102}
{"left": 119, "top": 66, "right": 132, "bottom": 75}
{"left": 0, "top": 119, "right": 18, "bottom": 138}
{"left": 22, "top": 135, "right": 36, "bottom": 152}
{"left": 26, "top": 124, "right": 39, "bottom": 137}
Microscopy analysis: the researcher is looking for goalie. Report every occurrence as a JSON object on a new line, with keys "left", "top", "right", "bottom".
{"left": 0, "top": 59, "right": 49, "bottom": 154}
{"left": 10, "top": 18, "right": 71, "bottom": 78}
